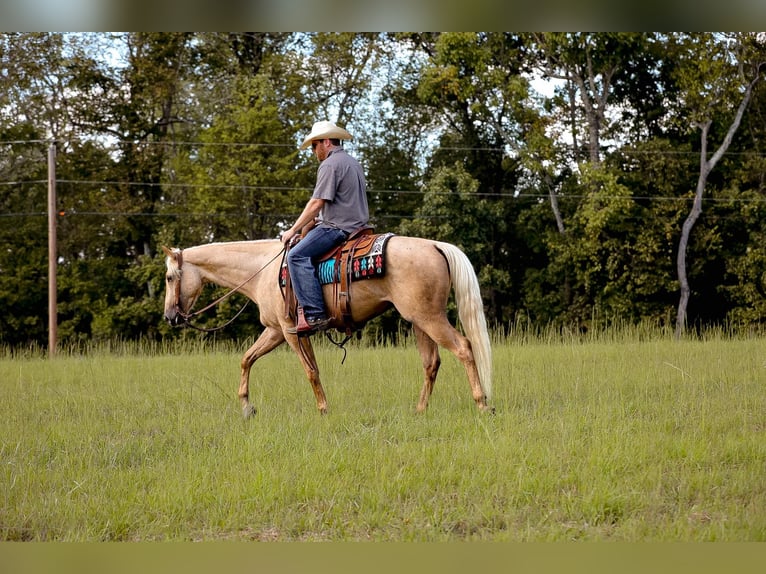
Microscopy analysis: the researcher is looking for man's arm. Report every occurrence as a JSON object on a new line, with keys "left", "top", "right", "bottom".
{"left": 281, "top": 198, "right": 326, "bottom": 245}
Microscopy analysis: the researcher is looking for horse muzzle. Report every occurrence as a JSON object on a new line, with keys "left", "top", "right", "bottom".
{"left": 165, "top": 306, "right": 187, "bottom": 327}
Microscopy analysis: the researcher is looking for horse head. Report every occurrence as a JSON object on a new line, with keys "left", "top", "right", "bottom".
{"left": 162, "top": 246, "right": 203, "bottom": 326}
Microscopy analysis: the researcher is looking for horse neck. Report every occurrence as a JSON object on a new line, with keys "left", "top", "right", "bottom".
{"left": 184, "top": 240, "right": 282, "bottom": 291}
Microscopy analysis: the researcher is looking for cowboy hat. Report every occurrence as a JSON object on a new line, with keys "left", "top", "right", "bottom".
{"left": 299, "top": 120, "right": 353, "bottom": 150}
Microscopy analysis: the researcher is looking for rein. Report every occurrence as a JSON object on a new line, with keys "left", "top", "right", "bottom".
{"left": 172, "top": 246, "right": 285, "bottom": 333}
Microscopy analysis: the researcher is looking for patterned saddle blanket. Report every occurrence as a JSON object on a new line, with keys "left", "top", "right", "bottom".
{"left": 316, "top": 231, "right": 394, "bottom": 284}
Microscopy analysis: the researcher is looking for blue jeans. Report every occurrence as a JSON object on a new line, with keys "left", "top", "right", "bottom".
{"left": 287, "top": 226, "right": 348, "bottom": 320}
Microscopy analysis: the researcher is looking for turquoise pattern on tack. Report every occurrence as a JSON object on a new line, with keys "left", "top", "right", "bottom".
{"left": 318, "top": 258, "right": 337, "bottom": 284}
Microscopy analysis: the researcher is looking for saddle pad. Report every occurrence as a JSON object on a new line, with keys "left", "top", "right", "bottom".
{"left": 317, "top": 232, "right": 395, "bottom": 285}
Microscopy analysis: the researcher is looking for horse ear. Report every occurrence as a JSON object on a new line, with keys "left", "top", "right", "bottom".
{"left": 161, "top": 246, "right": 174, "bottom": 258}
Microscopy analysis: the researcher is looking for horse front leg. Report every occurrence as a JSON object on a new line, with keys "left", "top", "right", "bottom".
{"left": 284, "top": 334, "right": 328, "bottom": 414}
{"left": 239, "top": 327, "right": 285, "bottom": 418}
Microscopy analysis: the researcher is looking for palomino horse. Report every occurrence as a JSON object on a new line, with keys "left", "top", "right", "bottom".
{"left": 162, "top": 236, "right": 492, "bottom": 416}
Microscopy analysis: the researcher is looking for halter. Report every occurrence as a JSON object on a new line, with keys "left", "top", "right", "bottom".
{"left": 169, "top": 246, "right": 284, "bottom": 333}
{"left": 169, "top": 248, "right": 186, "bottom": 320}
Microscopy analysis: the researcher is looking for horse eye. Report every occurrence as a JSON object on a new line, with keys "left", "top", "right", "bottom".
{"left": 166, "top": 274, "right": 173, "bottom": 282}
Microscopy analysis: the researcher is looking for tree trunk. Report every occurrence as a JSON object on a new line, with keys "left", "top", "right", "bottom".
{"left": 675, "top": 133, "right": 710, "bottom": 339}
{"left": 674, "top": 73, "right": 759, "bottom": 338}
{"left": 545, "top": 172, "right": 566, "bottom": 235}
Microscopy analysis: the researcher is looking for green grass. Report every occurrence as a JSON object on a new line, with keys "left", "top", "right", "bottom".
{"left": 1, "top": 332, "right": 765, "bottom": 541}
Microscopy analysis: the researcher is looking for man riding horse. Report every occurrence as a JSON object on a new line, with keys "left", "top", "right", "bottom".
{"left": 280, "top": 120, "right": 370, "bottom": 336}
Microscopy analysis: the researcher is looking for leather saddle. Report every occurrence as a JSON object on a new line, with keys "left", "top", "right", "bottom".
{"left": 281, "top": 227, "right": 394, "bottom": 334}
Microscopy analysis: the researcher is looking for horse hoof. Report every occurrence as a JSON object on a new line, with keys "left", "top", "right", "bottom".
{"left": 242, "top": 404, "right": 257, "bottom": 419}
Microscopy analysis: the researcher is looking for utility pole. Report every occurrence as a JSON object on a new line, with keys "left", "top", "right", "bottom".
{"left": 48, "top": 143, "right": 57, "bottom": 357}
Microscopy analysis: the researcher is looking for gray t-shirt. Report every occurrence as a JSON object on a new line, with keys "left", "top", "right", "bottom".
{"left": 312, "top": 147, "right": 369, "bottom": 234}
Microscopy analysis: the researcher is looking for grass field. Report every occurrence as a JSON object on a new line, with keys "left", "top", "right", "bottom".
{"left": 1, "top": 330, "right": 765, "bottom": 541}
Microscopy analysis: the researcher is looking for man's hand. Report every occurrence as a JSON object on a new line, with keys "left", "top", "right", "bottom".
{"left": 281, "top": 228, "right": 298, "bottom": 246}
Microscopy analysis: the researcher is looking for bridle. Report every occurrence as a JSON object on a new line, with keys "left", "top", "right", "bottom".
{"left": 168, "top": 247, "right": 284, "bottom": 333}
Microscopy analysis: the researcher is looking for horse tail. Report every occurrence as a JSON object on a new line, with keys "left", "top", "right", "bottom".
{"left": 434, "top": 242, "right": 493, "bottom": 401}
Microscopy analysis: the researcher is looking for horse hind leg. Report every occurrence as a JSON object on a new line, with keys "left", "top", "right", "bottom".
{"left": 414, "top": 325, "right": 440, "bottom": 413}
{"left": 239, "top": 327, "right": 285, "bottom": 418}
{"left": 416, "top": 317, "right": 490, "bottom": 412}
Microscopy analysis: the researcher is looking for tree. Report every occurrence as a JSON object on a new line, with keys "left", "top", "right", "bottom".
{"left": 6, "top": 32, "right": 766, "bottom": 348}
{"left": 389, "top": 33, "right": 527, "bottom": 322}
{"left": 669, "top": 33, "right": 765, "bottom": 338}
{"left": 170, "top": 75, "right": 301, "bottom": 242}
{"left": 719, "top": 57, "right": 766, "bottom": 325}
{"left": 398, "top": 162, "right": 510, "bottom": 322}
{"left": 0, "top": 33, "right": 90, "bottom": 347}
{"left": 0, "top": 137, "right": 49, "bottom": 346}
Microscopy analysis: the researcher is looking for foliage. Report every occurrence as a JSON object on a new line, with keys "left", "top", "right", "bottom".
{"left": 0, "top": 134, "right": 49, "bottom": 346}
{"left": 169, "top": 74, "right": 303, "bottom": 242}
{"left": 1, "top": 32, "right": 766, "bottom": 348}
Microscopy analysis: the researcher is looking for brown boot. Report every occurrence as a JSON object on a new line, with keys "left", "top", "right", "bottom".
{"left": 286, "top": 309, "right": 333, "bottom": 336}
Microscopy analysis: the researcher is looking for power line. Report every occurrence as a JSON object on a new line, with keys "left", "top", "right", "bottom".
{"left": 4, "top": 138, "right": 766, "bottom": 157}
{"left": 3, "top": 175, "right": 766, "bottom": 202}
{"left": 4, "top": 169, "right": 766, "bottom": 202}
{"left": 2, "top": 183, "right": 766, "bottom": 208}
{"left": 0, "top": 211, "right": 504, "bottom": 222}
